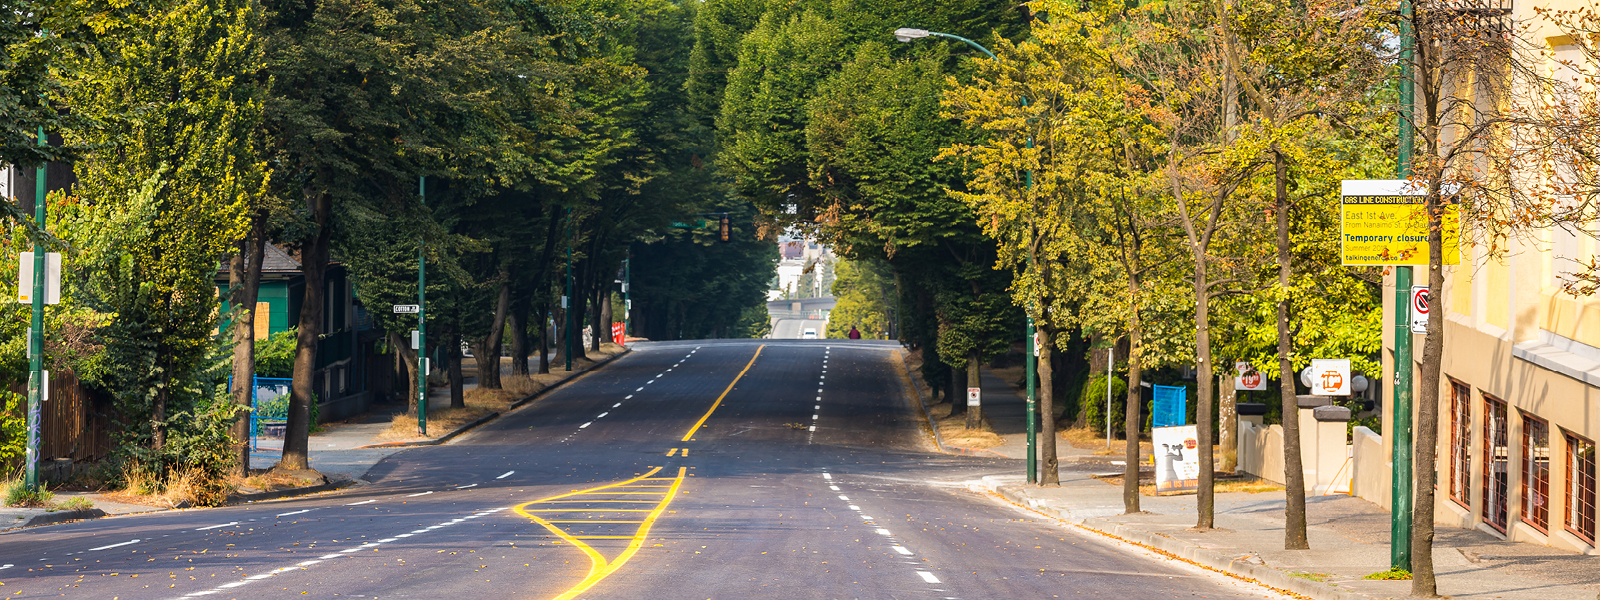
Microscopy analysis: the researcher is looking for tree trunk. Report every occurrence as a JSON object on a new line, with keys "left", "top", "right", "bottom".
{"left": 537, "top": 301, "right": 551, "bottom": 374}
{"left": 1411, "top": 182, "right": 1448, "bottom": 597}
{"left": 448, "top": 332, "right": 465, "bottom": 409}
{"left": 965, "top": 349, "right": 982, "bottom": 430}
{"left": 509, "top": 295, "right": 530, "bottom": 377}
{"left": 598, "top": 285, "right": 613, "bottom": 349}
{"left": 951, "top": 354, "right": 968, "bottom": 417}
{"left": 1123, "top": 319, "right": 1144, "bottom": 514}
{"left": 1220, "top": 373, "right": 1238, "bottom": 472}
{"left": 1195, "top": 248, "right": 1216, "bottom": 530}
{"left": 390, "top": 331, "right": 419, "bottom": 416}
{"left": 1275, "top": 147, "right": 1310, "bottom": 550}
{"left": 283, "top": 192, "right": 331, "bottom": 471}
{"left": 473, "top": 278, "right": 511, "bottom": 390}
{"left": 1038, "top": 326, "right": 1059, "bottom": 486}
{"left": 228, "top": 214, "right": 267, "bottom": 477}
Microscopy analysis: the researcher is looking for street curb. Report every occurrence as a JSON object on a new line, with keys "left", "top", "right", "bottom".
{"left": 507, "top": 347, "right": 631, "bottom": 411}
{"left": 227, "top": 476, "right": 359, "bottom": 505}
{"left": 988, "top": 483, "right": 1369, "bottom": 600}
{"left": 894, "top": 349, "right": 954, "bottom": 454}
{"left": 356, "top": 411, "right": 500, "bottom": 449}
{"left": 3, "top": 508, "right": 106, "bottom": 531}
{"left": 355, "top": 347, "right": 632, "bottom": 449}
{"left": 895, "top": 349, "right": 1000, "bottom": 456}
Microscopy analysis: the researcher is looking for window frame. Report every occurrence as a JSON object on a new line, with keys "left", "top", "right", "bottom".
{"left": 1522, "top": 412, "right": 1551, "bottom": 533}
{"left": 1450, "top": 380, "right": 1473, "bottom": 509}
{"left": 1566, "top": 431, "right": 1596, "bottom": 545}
{"left": 1482, "top": 395, "right": 1509, "bottom": 532}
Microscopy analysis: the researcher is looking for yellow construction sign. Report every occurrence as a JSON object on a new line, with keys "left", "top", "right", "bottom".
{"left": 1340, "top": 180, "right": 1461, "bottom": 266}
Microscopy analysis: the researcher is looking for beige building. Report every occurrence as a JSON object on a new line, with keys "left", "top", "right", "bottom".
{"left": 1379, "top": 0, "right": 1600, "bottom": 554}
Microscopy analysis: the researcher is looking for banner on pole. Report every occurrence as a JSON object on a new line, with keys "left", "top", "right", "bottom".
{"left": 1154, "top": 425, "right": 1200, "bottom": 495}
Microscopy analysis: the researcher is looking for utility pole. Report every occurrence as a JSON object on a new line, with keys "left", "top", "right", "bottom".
{"left": 417, "top": 175, "right": 428, "bottom": 436}
{"left": 24, "top": 126, "right": 45, "bottom": 492}
{"left": 564, "top": 207, "right": 573, "bottom": 372}
{"left": 1391, "top": 2, "right": 1416, "bottom": 572}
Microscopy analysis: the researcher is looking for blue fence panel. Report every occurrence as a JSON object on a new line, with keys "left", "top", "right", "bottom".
{"left": 251, "top": 377, "right": 293, "bottom": 450}
{"left": 1152, "top": 385, "right": 1187, "bottom": 428}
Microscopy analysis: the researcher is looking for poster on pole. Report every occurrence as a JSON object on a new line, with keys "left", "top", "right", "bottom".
{"left": 1153, "top": 425, "right": 1200, "bottom": 495}
{"left": 1340, "top": 180, "right": 1460, "bottom": 266}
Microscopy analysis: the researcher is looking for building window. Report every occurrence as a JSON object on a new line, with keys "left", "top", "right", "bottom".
{"left": 1567, "top": 432, "right": 1597, "bottom": 544}
{"left": 1482, "top": 396, "right": 1508, "bottom": 531}
{"left": 1450, "top": 380, "right": 1472, "bottom": 508}
{"left": 1523, "top": 414, "right": 1550, "bottom": 532}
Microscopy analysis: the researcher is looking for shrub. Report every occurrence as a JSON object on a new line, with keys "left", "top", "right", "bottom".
{"left": 253, "top": 329, "right": 297, "bottom": 378}
{"left": 1081, "top": 373, "right": 1128, "bottom": 437}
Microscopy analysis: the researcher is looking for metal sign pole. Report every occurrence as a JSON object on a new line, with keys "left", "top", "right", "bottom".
{"left": 24, "top": 126, "right": 45, "bottom": 491}
{"left": 418, "top": 175, "right": 428, "bottom": 436}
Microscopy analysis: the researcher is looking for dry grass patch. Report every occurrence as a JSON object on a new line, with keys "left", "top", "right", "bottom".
{"left": 103, "top": 464, "right": 234, "bottom": 508}
{"left": 376, "top": 406, "right": 491, "bottom": 441}
{"left": 928, "top": 402, "right": 1004, "bottom": 448}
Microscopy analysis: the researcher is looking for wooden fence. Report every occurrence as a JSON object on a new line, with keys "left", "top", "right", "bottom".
{"left": 7, "top": 371, "right": 113, "bottom": 463}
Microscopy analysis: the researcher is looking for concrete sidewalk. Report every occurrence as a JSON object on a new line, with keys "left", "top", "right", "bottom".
{"left": 965, "top": 368, "right": 1600, "bottom": 600}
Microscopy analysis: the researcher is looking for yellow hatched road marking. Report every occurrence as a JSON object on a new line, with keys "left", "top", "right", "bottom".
{"left": 520, "top": 508, "right": 654, "bottom": 512}
{"left": 545, "top": 499, "right": 659, "bottom": 503}
{"left": 681, "top": 345, "right": 764, "bottom": 441}
{"left": 665, "top": 448, "right": 678, "bottom": 456}
{"left": 543, "top": 520, "right": 645, "bottom": 524}
{"left": 514, "top": 466, "right": 687, "bottom": 600}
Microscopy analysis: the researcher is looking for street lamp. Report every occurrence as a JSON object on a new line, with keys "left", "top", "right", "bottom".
{"left": 895, "top": 28, "right": 1038, "bottom": 485}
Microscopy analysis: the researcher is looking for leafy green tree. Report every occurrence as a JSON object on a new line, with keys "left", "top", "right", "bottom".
{"left": 57, "top": 0, "right": 265, "bottom": 486}
{"left": 826, "top": 259, "right": 894, "bottom": 339}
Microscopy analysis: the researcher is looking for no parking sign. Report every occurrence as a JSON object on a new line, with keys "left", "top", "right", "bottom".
{"left": 1411, "top": 285, "right": 1430, "bottom": 334}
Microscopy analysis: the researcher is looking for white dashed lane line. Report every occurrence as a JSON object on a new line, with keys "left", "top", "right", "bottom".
{"left": 194, "top": 522, "right": 237, "bottom": 531}
{"left": 823, "top": 470, "right": 953, "bottom": 596}
{"left": 276, "top": 509, "right": 312, "bottom": 518}
{"left": 455, "top": 483, "right": 478, "bottom": 489}
{"left": 497, "top": 471, "right": 515, "bottom": 479}
{"left": 406, "top": 491, "right": 433, "bottom": 498}
{"left": 175, "top": 507, "right": 510, "bottom": 598}
{"left": 88, "top": 539, "right": 140, "bottom": 552}
{"left": 346, "top": 499, "right": 376, "bottom": 506}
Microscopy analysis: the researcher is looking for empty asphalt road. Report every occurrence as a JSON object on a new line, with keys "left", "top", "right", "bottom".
{"left": 0, "top": 340, "right": 1289, "bottom": 599}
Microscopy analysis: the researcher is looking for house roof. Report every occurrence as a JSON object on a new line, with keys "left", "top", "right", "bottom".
{"left": 261, "top": 243, "right": 301, "bottom": 273}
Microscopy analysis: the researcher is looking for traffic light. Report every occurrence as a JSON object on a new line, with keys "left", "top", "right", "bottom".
{"left": 719, "top": 214, "right": 730, "bottom": 242}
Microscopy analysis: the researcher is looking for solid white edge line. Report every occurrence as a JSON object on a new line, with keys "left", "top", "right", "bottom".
{"left": 456, "top": 483, "right": 478, "bottom": 489}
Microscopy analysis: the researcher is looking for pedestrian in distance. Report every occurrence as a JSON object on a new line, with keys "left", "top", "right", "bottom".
{"left": 847, "top": 326, "right": 861, "bottom": 339}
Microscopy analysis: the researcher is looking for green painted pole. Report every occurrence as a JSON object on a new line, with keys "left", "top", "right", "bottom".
{"left": 564, "top": 207, "right": 573, "bottom": 372}
{"left": 25, "top": 126, "right": 45, "bottom": 492}
{"left": 418, "top": 175, "right": 428, "bottom": 436}
{"left": 1391, "top": 2, "right": 1416, "bottom": 572}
